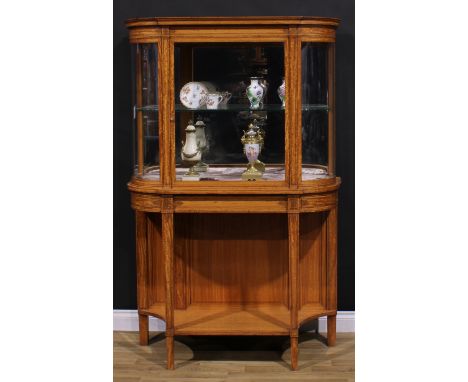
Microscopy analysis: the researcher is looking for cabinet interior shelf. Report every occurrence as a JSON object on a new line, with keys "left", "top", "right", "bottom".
{"left": 135, "top": 104, "right": 329, "bottom": 112}
{"left": 140, "top": 302, "right": 335, "bottom": 336}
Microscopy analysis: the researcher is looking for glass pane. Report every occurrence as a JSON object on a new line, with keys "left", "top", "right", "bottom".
{"left": 132, "top": 43, "right": 160, "bottom": 179}
{"left": 174, "top": 43, "right": 285, "bottom": 181}
{"left": 301, "top": 43, "right": 329, "bottom": 180}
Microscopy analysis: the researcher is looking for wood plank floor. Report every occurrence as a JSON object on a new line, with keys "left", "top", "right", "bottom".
{"left": 114, "top": 331, "right": 354, "bottom": 381}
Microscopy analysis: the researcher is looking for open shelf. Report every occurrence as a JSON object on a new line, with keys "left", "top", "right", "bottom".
{"left": 141, "top": 302, "right": 335, "bottom": 336}
{"left": 140, "top": 166, "right": 329, "bottom": 181}
{"left": 140, "top": 303, "right": 165, "bottom": 321}
{"left": 142, "top": 303, "right": 290, "bottom": 335}
{"left": 299, "top": 303, "right": 336, "bottom": 326}
{"left": 175, "top": 303, "right": 290, "bottom": 336}
{"left": 136, "top": 104, "right": 329, "bottom": 112}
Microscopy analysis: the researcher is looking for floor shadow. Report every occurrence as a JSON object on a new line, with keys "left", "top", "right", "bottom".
{"left": 174, "top": 335, "right": 291, "bottom": 369}
{"left": 115, "top": 330, "right": 353, "bottom": 371}
{"left": 148, "top": 331, "right": 166, "bottom": 345}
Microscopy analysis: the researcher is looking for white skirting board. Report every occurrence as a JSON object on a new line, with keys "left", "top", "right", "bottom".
{"left": 113, "top": 310, "right": 355, "bottom": 333}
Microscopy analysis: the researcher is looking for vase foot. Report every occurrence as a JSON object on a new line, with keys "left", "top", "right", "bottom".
{"left": 254, "top": 160, "right": 265, "bottom": 173}
{"left": 241, "top": 165, "right": 263, "bottom": 181}
{"left": 193, "top": 162, "right": 208, "bottom": 172}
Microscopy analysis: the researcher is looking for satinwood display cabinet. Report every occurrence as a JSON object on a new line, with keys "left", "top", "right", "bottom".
{"left": 125, "top": 16, "right": 340, "bottom": 370}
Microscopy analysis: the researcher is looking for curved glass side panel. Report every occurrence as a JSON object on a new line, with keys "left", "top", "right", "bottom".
{"left": 131, "top": 43, "right": 160, "bottom": 179}
{"left": 174, "top": 43, "right": 285, "bottom": 182}
{"left": 301, "top": 43, "right": 329, "bottom": 180}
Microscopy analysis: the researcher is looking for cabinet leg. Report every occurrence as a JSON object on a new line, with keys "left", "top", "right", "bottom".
{"left": 166, "top": 334, "right": 174, "bottom": 369}
{"left": 290, "top": 333, "right": 299, "bottom": 370}
{"left": 327, "top": 315, "right": 336, "bottom": 346}
{"left": 138, "top": 314, "right": 149, "bottom": 346}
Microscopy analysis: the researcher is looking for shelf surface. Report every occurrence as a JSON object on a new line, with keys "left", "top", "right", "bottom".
{"left": 136, "top": 104, "right": 329, "bottom": 112}
{"left": 141, "top": 302, "right": 334, "bottom": 335}
{"left": 141, "top": 166, "right": 329, "bottom": 181}
{"left": 176, "top": 303, "right": 290, "bottom": 335}
{"left": 299, "top": 303, "right": 336, "bottom": 326}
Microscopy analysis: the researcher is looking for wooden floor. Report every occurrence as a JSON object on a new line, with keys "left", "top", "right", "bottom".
{"left": 114, "top": 331, "right": 354, "bottom": 381}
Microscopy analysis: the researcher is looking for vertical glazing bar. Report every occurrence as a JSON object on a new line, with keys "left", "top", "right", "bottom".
{"left": 284, "top": 37, "right": 291, "bottom": 186}
{"left": 136, "top": 44, "right": 144, "bottom": 175}
{"left": 157, "top": 41, "right": 163, "bottom": 176}
{"left": 327, "top": 44, "right": 336, "bottom": 176}
{"left": 296, "top": 37, "right": 303, "bottom": 184}
{"left": 287, "top": 27, "right": 300, "bottom": 188}
{"left": 162, "top": 29, "right": 172, "bottom": 187}
{"left": 179, "top": 45, "right": 194, "bottom": 147}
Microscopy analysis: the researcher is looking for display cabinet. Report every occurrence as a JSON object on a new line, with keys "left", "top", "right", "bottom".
{"left": 125, "top": 16, "right": 340, "bottom": 370}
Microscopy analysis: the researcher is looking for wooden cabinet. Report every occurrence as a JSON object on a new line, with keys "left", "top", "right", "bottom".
{"left": 125, "top": 16, "right": 340, "bottom": 370}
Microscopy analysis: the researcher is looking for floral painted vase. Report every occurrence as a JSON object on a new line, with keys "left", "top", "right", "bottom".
{"left": 277, "top": 78, "right": 285, "bottom": 108}
{"left": 246, "top": 77, "right": 265, "bottom": 110}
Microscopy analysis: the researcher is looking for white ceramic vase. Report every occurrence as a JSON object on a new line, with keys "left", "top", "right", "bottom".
{"left": 181, "top": 122, "right": 201, "bottom": 164}
{"left": 246, "top": 77, "right": 265, "bottom": 110}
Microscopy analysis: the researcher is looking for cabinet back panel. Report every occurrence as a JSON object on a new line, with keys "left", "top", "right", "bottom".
{"left": 175, "top": 214, "right": 288, "bottom": 305}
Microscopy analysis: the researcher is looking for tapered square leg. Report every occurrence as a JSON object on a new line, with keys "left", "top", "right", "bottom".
{"left": 290, "top": 334, "right": 299, "bottom": 370}
{"left": 166, "top": 334, "right": 174, "bottom": 370}
{"left": 327, "top": 314, "right": 336, "bottom": 346}
{"left": 138, "top": 314, "right": 149, "bottom": 345}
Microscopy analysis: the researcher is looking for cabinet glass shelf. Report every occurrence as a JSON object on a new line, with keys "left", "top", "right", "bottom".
{"left": 135, "top": 104, "right": 329, "bottom": 113}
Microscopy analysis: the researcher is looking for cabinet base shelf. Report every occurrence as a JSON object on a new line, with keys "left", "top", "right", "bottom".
{"left": 140, "top": 302, "right": 335, "bottom": 336}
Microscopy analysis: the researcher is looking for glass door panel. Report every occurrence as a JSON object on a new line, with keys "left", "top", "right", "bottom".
{"left": 132, "top": 43, "right": 160, "bottom": 179}
{"left": 174, "top": 43, "right": 285, "bottom": 182}
{"left": 301, "top": 43, "right": 330, "bottom": 180}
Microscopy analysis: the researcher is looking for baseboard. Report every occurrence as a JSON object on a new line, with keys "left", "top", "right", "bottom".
{"left": 113, "top": 310, "right": 355, "bottom": 333}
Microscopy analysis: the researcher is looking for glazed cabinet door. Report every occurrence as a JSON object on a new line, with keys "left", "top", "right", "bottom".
{"left": 131, "top": 42, "right": 162, "bottom": 180}
{"left": 169, "top": 40, "right": 289, "bottom": 186}
{"left": 300, "top": 42, "right": 335, "bottom": 181}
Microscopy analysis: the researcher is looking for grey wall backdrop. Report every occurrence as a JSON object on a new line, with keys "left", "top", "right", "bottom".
{"left": 114, "top": 0, "right": 354, "bottom": 310}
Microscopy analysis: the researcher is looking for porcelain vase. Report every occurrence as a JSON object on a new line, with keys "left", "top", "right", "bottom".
{"left": 246, "top": 77, "right": 264, "bottom": 110}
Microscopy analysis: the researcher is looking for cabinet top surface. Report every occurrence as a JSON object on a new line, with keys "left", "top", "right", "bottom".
{"left": 125, "top": 16, "right": 340, "bottom": 28}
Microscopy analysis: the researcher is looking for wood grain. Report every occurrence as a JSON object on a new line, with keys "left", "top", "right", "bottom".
{"left": 175, "top": 303, "right": 290, "bottom": 335}
{"left": 126, "top": 16, "right": 341, "bottom": 27}
{"left": 326, "top": 208, "right": 338, "bottom": 311}
{"left": 126, "top": 16, "right": 342, "bottom": 370}
{"left": 327, "top": 315, "right": 337, "bottom": 346}
{"left": 178, "top": 214, "right": 289, "bottom": 305}
{"left": 288, "top": 205, "right": 300, "bottom": 370}
{"left": 162, "top": 30, "right": 171, "bottom": 187}
{"left": 301, "top": 193, "right": 338, "bottom": 212}
{"left": 147, "top": 214, "right": 164, "bottom": 306}
{"left": 135, "top": 211, "right": 148, "bottom": 309}
{"left": 299, "top": 213, "right": 323, "bottom": 307}
{"left": 131, "top": 193, "right": 162, "bottom": 212}
{"left": 162, "top": 209, "right": 175, "bottom": 369}
{"left": 174, "top": 195, "right": 288, "bottom": 213}
{"left": 289, "top": 26, "right": 300, "bottom": 187}
{"left": 171, "top": 27, "right": 288, "bottom": 41}
{"left": 138, "top": 314, "right": 149, "bottom": 346}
